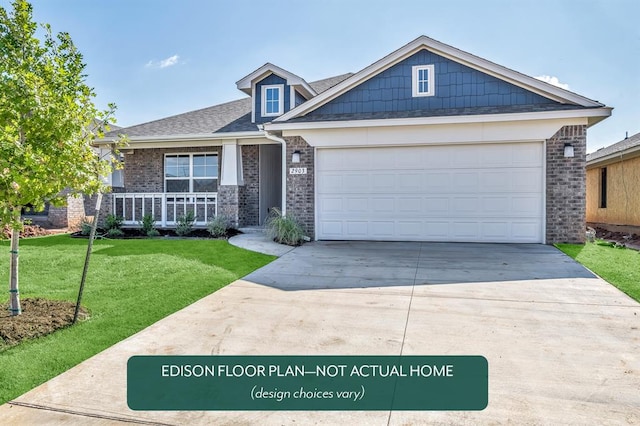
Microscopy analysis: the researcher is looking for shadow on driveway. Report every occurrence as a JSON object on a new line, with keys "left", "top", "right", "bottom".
{"left": 243, "top": 241, "right": 596, "bottom": 290}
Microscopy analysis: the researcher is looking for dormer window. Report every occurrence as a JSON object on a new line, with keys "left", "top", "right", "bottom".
{"left": 262, "top": 84, "right": 284, "bottom": 117}
{"left": 412, "top": 65, "right": 435, "bottom": 97}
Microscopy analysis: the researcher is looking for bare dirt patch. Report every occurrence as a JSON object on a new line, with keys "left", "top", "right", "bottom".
{"left": 593, "top": 227, "right": 640, "bottom": 251}
{"left": 0, "top": 298, "right": 88, "bottom": 348}
{"left": 1, "top": 224, "right": 55, "bottom": 239}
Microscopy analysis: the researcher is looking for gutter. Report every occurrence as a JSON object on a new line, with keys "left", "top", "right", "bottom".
{"left": 263, "top": 129, "right": 288, "bottom": 216}
{"left": 267, "top": 107, "right": 612, "bottom": 132}
{"left": 93, "top": 131, "right": 266, "bottom": 146}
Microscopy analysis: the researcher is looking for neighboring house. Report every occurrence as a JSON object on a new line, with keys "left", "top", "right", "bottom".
{"left": 586, "top": 132, "right": 640, "bottom": 228}
{"left": 24, "top": 122, "right": 122, "bottom": 228}
{"left": 97, "top": 36, "right": 611, "bottom": 244}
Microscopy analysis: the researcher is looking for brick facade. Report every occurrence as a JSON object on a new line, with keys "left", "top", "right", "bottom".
{"left": 47, "top": 188, "right": 86, "bottom": 229}
{"left": 218, "top": 185, "right": 239, "bottom": 227}
{"left": 123, "top": 147, "right": 221, "bottom": 192}
{"left": 238, "top": 145, "right": 259, "bottom": 227}
{"left": 546, "top": 125, "right": 587, "bottom": 244}
{"left": 284, "top": 136, "right": 315, "bottom": 238}
{"left": 112, "top": 146, "right": 228, "bottom": 227}
{"left": 94, "top": 127, "right": 587, "bottom": 242}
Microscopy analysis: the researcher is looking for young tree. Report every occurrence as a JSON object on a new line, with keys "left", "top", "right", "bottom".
{"left": 0, "top": 0, "right": 121, "bottom": 315}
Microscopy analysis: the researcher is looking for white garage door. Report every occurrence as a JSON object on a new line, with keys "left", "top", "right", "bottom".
{"left": 316, "top": 142, "right": 544, "bottom": 243}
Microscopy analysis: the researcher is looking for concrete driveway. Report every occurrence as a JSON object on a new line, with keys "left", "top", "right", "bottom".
{"left": 1, "top": 242, "right": 639, "bottom": 425}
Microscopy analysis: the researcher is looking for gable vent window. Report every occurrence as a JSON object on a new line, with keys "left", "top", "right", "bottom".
{"left": 262, "top": 84, "right": 284, "bottom": 117}
{"left": 412, "top": 64, "right": 435, "bottom": 97}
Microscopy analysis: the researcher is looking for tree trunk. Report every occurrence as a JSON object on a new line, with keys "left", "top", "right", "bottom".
{"left": 74, "top": 192, "right": 102, "bottom": 323}
{"left": 9, "top": 221, "right": 21, "bottom": 316}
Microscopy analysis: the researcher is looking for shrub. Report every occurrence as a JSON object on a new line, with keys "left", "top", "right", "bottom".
{"left": 104, "top": 214, "right": 123, "bottom": 231}
{"left": 175, "top": 211, "right": 196, "bottom": 237}
{"left": 265, "top": 208, "right": 305, "bottom": 246}
{"left": 105, "top": 228, "right": 124, "bottom": 238}
{"left": 146, "top": 229, "right": 160, "bottom": 238}
{"left": 80, "top": 218, "right": 93, "bottom": 236}
{"left": 139, "top": 214, "right": 156, "bottom": 235}
{"left": 207, "top": 215, "right": 232, "bottom": 238}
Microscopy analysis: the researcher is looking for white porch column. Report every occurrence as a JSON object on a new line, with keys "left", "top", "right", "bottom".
{"left": 220, "top": 140, "right": 244, "bottom": 186}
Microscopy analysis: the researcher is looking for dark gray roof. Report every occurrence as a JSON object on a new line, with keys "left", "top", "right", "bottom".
{"left": 307, "top": 73, "right": 353, "bottom": 93}
{"left": 106, "top": 73, "right": 353, "bottom": 138}
{"left": 587, "top": 131, "right": 640, "bottom": 163}
{"left": 286, "top": 103, "right": 595, "bottom": 123}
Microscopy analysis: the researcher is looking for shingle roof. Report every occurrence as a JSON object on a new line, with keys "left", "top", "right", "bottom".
{"left": 587, "top": 132, "right": 640, "bottom": 163}
{"left": 106, "top": 73, "right": 353, "bottom": 138}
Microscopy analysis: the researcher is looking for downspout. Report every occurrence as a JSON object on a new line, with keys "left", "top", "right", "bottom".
{"left": 263, "top": 130, "right": 287, "bottom": 216}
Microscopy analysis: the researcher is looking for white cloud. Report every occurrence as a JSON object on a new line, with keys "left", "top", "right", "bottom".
{"left": 160, "top": 54, "right": 180, "bottom": 68}
{"left": 535, "top": 75, "right": 569, "bottom": 90}
{"left": 145, "top": 54, "right": 180, "bottom": 69}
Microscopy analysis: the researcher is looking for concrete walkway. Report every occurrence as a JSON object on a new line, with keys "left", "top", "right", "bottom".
{"left": 1, "top": 242, "right": 639, "bottom": 425}
{"left": 228, "top": 228, "right": 295, "bottom": 257}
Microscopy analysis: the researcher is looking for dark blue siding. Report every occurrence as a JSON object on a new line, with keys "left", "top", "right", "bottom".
{"left": 308, "top": 49, "right": 556, "bottom": 117}
{"left": 254, "top": 74, "right": 290, "bottom": 124}
{"left": 294, "top": 90, "right": 306, "bottom": 107}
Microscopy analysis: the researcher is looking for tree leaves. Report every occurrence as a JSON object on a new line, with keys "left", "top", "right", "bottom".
{"left": 0, "top": 0, "right": 124, "bottom": 229}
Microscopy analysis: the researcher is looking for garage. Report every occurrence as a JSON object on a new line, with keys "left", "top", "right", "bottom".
{"left": 316, "top": 142, "right": 544, "bottom": 243}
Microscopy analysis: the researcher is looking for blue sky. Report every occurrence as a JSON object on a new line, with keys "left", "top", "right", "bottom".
{"left": 5, "top": 0, "right": 640, "bottom": 152}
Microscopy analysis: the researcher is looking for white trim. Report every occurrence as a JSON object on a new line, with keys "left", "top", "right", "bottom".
{"left": 542, "top": 139, "right": 547, "bottom": 244}
{"left": 261, "top": 84, "right": 284, "bottom": 117}
{"left": 164, "top": 152, "right": 219, "bottom": 193}
{"left": 412, "top": 64, "right": 435, "bottom": 97}
{"left": 95, "top": 131, "right": 265, "bottom": 144}
{"left": 263, "top": 131, "right": 288, "bottom": 216}
{"left": 236, "top": 62, "right": 317, "bottom": 98}
{"left": 280, "top": 118, "right": 586, "bottom": 149}
{"left": 313, "top": 145, "right": 318, "bottom": 242}
{"left": 275, "top": 35, "right": 604, "bottom": 122}
{"left": 268, "top": 108, "right": 611, "bottom": 132}
{"left": 251, "top": 81, "right": 256, "bottom": 123}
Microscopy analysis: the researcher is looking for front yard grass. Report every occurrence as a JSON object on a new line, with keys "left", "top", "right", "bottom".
{"left": 556, "top": 241, "right": 640, "bottom": 303}
{"left": 0, "top": 235, "right": 274, "bottom": 405}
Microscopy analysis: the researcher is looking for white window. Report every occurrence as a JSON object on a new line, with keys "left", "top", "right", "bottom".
{"left": 412, "top": 64, "right": 435, "bottom": 97}
{"left": 261, "top": 84, "right": 284, "bottom": 117}
{"left": 164, "top": 153, "right": 218, "bottom": 192}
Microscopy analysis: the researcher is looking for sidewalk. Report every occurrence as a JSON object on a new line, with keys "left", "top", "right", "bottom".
{"left": 228, "top": 228, "right": 296, "bottom": 257}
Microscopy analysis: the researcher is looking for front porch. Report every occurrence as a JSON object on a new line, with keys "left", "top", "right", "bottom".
{"left": 112, "top": 192, "right": 217, "bottom": 227}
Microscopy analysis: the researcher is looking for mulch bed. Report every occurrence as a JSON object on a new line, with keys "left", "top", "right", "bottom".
{"left": 70, "top": 227, "right": 242, "bottom": 239}
{"left": 0, "top": 298, "right": 88, "bottom": 348}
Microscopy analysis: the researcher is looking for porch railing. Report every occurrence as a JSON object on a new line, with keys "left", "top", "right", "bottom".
{"left": 112, "top": 192, "right": 218, "bottom": 227}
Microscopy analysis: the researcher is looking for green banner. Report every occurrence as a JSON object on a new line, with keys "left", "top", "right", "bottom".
{"left": 128, "top": 355, "right": 487, "bottom": 411}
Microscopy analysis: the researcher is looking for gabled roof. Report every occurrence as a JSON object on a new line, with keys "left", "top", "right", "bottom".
{"left": 236, "top": 63, "right": 317, "bottom": 99}
{"left": 587, "top": 132, "right": 640, "bottom": 165}
{"left": 274, "top": 35, "right": 607, "bottom": 124}
{"left": 101, "top": 73, "right": 352, "bottom": 141}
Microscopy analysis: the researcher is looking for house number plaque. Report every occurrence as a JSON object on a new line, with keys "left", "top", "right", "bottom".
{"left": 289, "top": 167, "right": 307, "bottom": 175}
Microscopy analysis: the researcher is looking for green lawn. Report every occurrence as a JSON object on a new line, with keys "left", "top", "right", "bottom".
{"left": 556, "top": 241, "right": 640, "bottom": 302}
{"left": 0, "top": 235, "right": 274, "bottom": 404}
